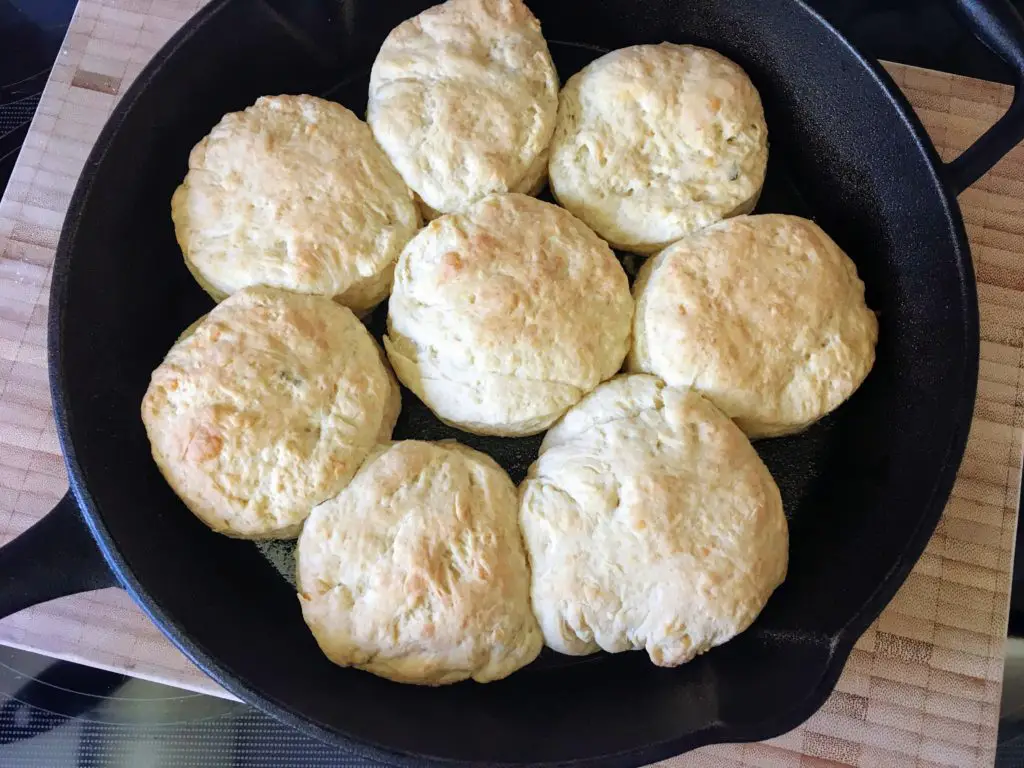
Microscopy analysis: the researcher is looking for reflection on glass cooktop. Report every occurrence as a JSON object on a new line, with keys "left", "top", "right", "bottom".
{"left": 0, "top": 1, "right": 74, "bottom": 193}
{"left": 3, "top": 0, "right": 1024, "bottom": 766}
{"left": 0, "top": 646, "right": 369, "bottom": 766}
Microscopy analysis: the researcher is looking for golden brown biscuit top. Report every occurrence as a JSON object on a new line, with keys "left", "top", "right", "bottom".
{"left": 390, "top": 194, "right": 631, "bottom": 388}
{"left": 629, "top": 214, "right": 878, "bottom": 436}
{"left": 171, "top": 95, "right": 418, "bottom": 310}
{"left": 297, "top": 440, "right": 542, "bottom": 684}
{"left": 384, "top": 194, "right": 633, "bottom": 435}
{"left": 521, "top": 375, "right": 788, "bottom": 666}
{"left": 549, "top": 43, "right": 768, "bottom": 253}
{"left": 141, "top": 286, "right": 398, "bottom": 538}
{"left": 368, "top": 0, "right": 558, "bottom": 215}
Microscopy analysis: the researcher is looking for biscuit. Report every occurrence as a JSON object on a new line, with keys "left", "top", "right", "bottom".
{"left": 519, "top": 375, "right": 788, "bottom": 666}
{"left": 141, "top": 286, "right": 400, "bottom": 539}
{"left": 297, "top": 440, "right": 542, "bottom": 684}
{"left": 171, "top": 95, "right": 420, "bottom": 315}
{"left": 384, "top": 193, "right": 633, "bottom": 436}
{"left": 367, "top": 0, "right": 559, "bottom": 218}
{"left": 629, "top": 214, "right": 878, "bottom": 437}
{"left": 548, "top": 44, "right": 768, "bottom": 254}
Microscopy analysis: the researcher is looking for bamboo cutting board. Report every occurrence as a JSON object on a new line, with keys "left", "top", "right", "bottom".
{"left": 0, "top": 1, "right": 1020, "bottom": 765}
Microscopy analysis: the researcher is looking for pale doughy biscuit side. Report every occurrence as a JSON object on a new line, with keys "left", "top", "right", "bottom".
{"left": 297, "top": 440, "right": 542, "bottom": 684}
{"left": 520, "top": 375, "right": 788, "bottom": 666}
{"left": 384, "top": 194, "right": 633, "bottom": 436}
{"left": 141, "top": 286, "right": 400, "bottom": 539}
{"left": 629, "top": 214, "right": 878, "bottom": 437}
{"left": 368, "top": 0, "right": 559, "bottom": 217}
{"left": 171, "top": 95, "right": 420, "bottom": 315}
{"left": 549, "top": 43, "right": 768, "bottom": 254}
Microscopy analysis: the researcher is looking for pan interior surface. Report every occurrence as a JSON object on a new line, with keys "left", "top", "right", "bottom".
{"left": 52, "top": 0, "right": 976, "bottom": 763}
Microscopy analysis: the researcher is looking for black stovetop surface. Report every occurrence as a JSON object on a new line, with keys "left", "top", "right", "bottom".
{"left": 3, "top": 0, "right": 1024, "bottom": 766}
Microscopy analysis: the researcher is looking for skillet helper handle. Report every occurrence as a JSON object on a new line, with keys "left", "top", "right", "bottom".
{"left": 0, "top": 490, "right": 117, "bottom": 620}
{"left": 944, "top": 0, "right": 1024, "bottom": 193}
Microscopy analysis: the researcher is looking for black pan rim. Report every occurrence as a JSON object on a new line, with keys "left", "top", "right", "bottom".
{"left": 47, "top": 0, "right": 981, "bottom": 764}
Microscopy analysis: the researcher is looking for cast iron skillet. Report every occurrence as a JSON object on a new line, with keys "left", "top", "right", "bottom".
{"left": 0, "top": 0, "right": 1022, "bottom": 764}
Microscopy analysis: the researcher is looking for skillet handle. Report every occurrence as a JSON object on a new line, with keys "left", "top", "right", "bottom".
{"left": 944, "top": 0, "right": 1024, "bottom": 192}
{"left": 0, "top": 490, "right": 118, "bottom": 620}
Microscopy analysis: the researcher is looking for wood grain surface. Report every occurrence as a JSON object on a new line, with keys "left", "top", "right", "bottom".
{"left": 0, "top": 2, "right": 1019, "bottom": 765}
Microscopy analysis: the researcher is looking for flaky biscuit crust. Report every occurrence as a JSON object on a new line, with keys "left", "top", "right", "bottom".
{"left": 520, "top": 375, "right": 788, "bottom": 666}
{"left": 368, "top": 0, "right": 558, "bottom": 217}
{"left": 142, "top": 286, "right": 400, "bottom": 538}
{"left": 297, "top": 440, "right": 542, "bottom": 684}
{"left": 171, "top": 95, "right": 419, "bottom": 314}
{"left": 629, "top": 214, "right": 878, "bottom": 437}
{"left": 549, "top": 44, "right": 768, "bottom": 254}
{"left": 385, "top": 193, "right": 633, "bottom": 436}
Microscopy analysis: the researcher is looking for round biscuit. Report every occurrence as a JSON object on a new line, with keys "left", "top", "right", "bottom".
{"left": 367, "top": 0, "right": 559, "bottom": 218}
{"left": 548, "top": 43, "right": 768, "bottom": 254}
{"left": 629, "top": 214, "right": 878, "bottom": 437}
{"left": 519, "top": 375, "right": 788, "bottom": 666}
{"left": 141, "top": 286, "right": 400, "bottom": 539}
{"left": 384, "top": 193, "right": 633, "bottom": 437}
{"left": 171, "top": 95, "right": 420, "bottom": 315}
{"left": 297, "top": 440, "right": 542, "bottom": 684}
